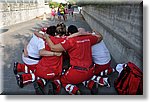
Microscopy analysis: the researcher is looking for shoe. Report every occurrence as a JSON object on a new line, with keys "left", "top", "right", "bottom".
{"left": 51, "top": 80, "right": 61, "bottom": 95}
{"left": 13, "top": 62, "right": 18, "bottom": 75}
{"left": 33, "top": 81, "right": 45, "bottom": 95}
{"left": 103, "top": 77, "right": 111, "bottom": 87}
{"left": 48, "top": 81, "right": 55, "bottom": 95}
{"left": 91, "top": 82, "right": 98, "bottom": 95}
{"left": 16, "top": 74, "right": 23, "bottom": 88}
{"left": 37, "top": 79, "right": 46, "bottom": 88}
{"left": 76, "top": 90, "right": 81, "bottom": 95}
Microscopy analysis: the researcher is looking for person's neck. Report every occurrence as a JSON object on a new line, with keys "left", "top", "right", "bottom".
{"left": 55, "top": 35, "right": 61, "bottom": 38}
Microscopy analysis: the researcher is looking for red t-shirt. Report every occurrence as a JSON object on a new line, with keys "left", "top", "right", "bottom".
{"left": 61, "top": 35, "right": 98, "bottom": 68}
{"left": 36, "top": 36, "right": 66, "bottom": 75}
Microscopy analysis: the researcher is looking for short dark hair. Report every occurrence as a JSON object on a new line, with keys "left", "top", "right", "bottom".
{"left": 68, "top": 25, "right": 78, "bottom": 34}
{"left": 46, "top": 26, "right": 56, "bottom": 36}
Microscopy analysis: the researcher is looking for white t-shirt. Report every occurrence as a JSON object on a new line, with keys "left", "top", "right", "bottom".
{"left": 92, "top": 33, "right": 111, "bottom": 65}
{"left": 22, "top": 33, "right": 45, "bottom": 65}
{"left": 73, "top": 7, "right": 79, "bottom": 14}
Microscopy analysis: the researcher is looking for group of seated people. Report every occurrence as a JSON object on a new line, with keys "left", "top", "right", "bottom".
{"left": 13, "top": 22, "right": 115, "bottom": 95}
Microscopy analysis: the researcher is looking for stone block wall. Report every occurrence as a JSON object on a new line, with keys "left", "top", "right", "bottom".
{"left": 0, "top": 1, "right": 50, "bottom": 27}
{"left": 81, "top": 3, "right": 143, "bottom": 69}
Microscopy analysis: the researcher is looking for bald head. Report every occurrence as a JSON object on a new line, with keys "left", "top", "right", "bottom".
{"left": 78, "top": 28, "right": 86, "bottom": 34}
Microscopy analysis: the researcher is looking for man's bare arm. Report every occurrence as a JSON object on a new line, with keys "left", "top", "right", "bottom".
{"left": 23, "top": 40, "right": 28, "bottom": 57}
{"left": 34, "top": 31, "right": 45, "bottom": 39}
{"left": 39, "top": 49, "right": 62, "bottom": 56}
{"left": 69, "top": 29, "right": 103, "bottom": 43}
{"left": 67, "top": 32, "right": 92, "bottom": 39}
{"left": 92, "top": 31, "right": 103, "bottom": 43}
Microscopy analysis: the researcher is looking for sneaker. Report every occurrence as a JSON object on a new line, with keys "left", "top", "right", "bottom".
{"left": 103, "top": 77, "right": 111, "bottom": 87}
{"left": 16, "top": 74, "right": 23, "bottom": 88}
{"left": 91, "top": 82, "right": 98, "bottom": 95}
{"left": 75, "top": 90, "right": 81, "bottom": 95}
{"left": 48, "top": 81, "right": 55, "bottom": 95}
{"left": 51, "top": 80, "right": 61, "bottom": 95}
{"left": 37, "top": 79, "right": 46, "bottom": 88}
{"left": 13, "top": 62, "right": 18, "bottom": 75}
{"left": 51, "top": 82, "right": 61, "bottom": 95}
{"left": 33, "top": 81, "right": 45, "bottom": 95}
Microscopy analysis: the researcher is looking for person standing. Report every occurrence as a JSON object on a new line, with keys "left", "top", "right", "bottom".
{"left": 57, "top": 3, "right": 65, "bottom": 21}
{"left": 67, "top": 3, "right": 73, "bottom": 17}
{"left": 72, "top": 5, "right": 79, "bottom": 21}
{"left": 51, "top": 6, "right": 56, "bottom": 21}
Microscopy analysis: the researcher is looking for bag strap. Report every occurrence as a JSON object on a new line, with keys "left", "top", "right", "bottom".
{"left": 127, "top": 62, "right": 143, "bottom": 77}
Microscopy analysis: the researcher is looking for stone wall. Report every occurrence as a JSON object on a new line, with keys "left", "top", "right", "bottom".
{"left": 80, "top": 3, "right": 143, "bottom": 69}
{"left": 0, "top": 1, "right": 50, "bottom": 27}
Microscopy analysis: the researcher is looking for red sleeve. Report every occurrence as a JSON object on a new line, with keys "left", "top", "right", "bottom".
{"left": 45, "top": 43, "right": 51, "bottom": 51}
{"left": 60, "top": 38, "right": 75, "bottom": 51}
{"left": 88, "top": 35, "right": 98, "bottom": 45}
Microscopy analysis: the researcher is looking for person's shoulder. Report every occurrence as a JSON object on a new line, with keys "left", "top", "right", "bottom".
{"left": 65, "top": 37, "right": 76, "bottom": 43}
{"left": 79, "top": 35, "right": 93, "bottom": 38}
{"left": 82, "top": 35, "right": 97, "bottom": 41}
{"left": 52, "top": 36, "right": 66, "bottom": 41}
{"left": 49, "top": 35, "right": 57, "bottom": 41}
{"left": 50, "top": 35, "right": 54, "bottom": 38}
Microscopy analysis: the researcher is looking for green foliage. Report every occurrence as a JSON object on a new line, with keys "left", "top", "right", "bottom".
{"left": 49, "top": 1, "right": 60, "bottom": 8}
{"left": 68, "top": 0, "right": 77, "bottom": 4}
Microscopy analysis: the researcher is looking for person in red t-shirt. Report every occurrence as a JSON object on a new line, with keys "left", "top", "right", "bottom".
{"left": 45, "top": 25, "right": 102, "bottom": 95}
{"left": 76, "top": 28, "right": 114, "bottom": 88}
{"left": 15, "top": 25, "right": 66, "bottom": 94}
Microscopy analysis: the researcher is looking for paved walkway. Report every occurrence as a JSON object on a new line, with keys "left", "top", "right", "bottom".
{"left": 0, "top": 13, "right": 118, "bottom": 95}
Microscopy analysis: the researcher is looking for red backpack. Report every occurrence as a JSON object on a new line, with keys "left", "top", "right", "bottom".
{"left": 114, "top": 62, "right": 143, "bottom": 95}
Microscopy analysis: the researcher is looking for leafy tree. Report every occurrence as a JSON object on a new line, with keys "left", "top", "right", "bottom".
{"left": 49, "top": 1, "right": 59, "bottom": 8}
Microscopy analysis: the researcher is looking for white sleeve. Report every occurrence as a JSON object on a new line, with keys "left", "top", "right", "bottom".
{"left": 37, "top": 38, "right": 45, "bottom": 50}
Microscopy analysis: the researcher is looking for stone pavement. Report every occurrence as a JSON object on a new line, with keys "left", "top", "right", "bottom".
{"left": 0, "top": 13, "right": 118, "bottom": 95}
